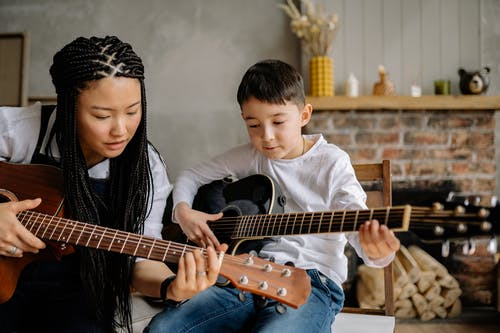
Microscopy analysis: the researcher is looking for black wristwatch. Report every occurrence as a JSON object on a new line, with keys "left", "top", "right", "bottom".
{"left": 160, "top": 275, "right": 187, "bottom": 307}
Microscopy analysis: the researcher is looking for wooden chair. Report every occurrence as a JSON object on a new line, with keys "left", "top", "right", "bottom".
{"left": 333, "top": 160, "right": 395, "bottom": 333}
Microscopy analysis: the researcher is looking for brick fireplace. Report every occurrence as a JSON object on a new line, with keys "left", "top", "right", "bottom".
{"left": 304, "top": 96, "right": 499, "bottom": 206}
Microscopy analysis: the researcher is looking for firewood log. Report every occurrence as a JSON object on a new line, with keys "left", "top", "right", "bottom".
{"left": 447, "top": 298, "right": 462, "bottom": 318}
{"left": 356, "top": 265, "right": 385, "bottom": 305}
{"left": 395, "top": 298, "right": 413, "bottom": 309}
{"left": 395, "top": 306, "right": 417, "bottom": 319}
{"left": 442, "top": 288, "right": 462, "bottom": 308}
{"left": 408, "top": 245, "right": 448, "bottom": 277}
{"left": 437, "top": 274, "right": 460, "bottom": 289}
{"left": 428, "top": 295, "right": 445, "bottom": 308}
{"left": 424, "top": 283, "right": 442, "bottom": 301}
{"left": 419, "top": 311, "right": 436, "bottom": 321}
{"left": 432, "top": 305, "right": 447, "bottom": 319}
{"left": 411, "top": 292, "right": 430, "bottom": 315}
{"left": 417, "top": 270, "right": 437, "bottom": 293}
{"left": 393, "top": 256, "right": 410, "bottom": 288}
{"left": 398, "top": 282, "right": 418, "bottom": 300}
{"left": 397, "top": 246, "right": 421, "bottom": 283}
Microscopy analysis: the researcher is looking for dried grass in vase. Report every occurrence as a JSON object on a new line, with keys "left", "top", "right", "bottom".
{"left": 279, "top": 0, "right": 339, "bottom": 57}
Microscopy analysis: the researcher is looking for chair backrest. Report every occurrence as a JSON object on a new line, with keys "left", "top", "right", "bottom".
{"left": 343, "top": 160, "right": 394, "bottom": 316}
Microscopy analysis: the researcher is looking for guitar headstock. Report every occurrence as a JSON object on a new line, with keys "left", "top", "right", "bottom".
{"left": 407, "top": 201, "right": 499, "bottom": 246}
{"left": 219, "top": 253, "right": 311, "bottom": 309}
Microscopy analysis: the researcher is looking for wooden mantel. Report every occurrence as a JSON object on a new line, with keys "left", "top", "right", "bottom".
{"left": 306, "top": 95, "right": 500, "bottom": 111}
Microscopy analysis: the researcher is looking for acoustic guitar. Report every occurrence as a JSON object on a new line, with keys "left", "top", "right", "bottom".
{"left": 0, "top": 162, "right": 311, "bottom": 309}
{"left": 168, "top": 174, "right": 498, "bottom": 254}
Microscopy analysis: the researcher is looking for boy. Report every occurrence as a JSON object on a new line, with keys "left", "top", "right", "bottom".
{"left": 145, "top": 60, "right": 400, "bottom": 332}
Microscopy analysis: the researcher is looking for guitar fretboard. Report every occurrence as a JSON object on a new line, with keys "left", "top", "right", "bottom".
{"left": 213, "top": 206, "right": 412, "bottom": 239}
{"left": 18, "top": 210, "right": 195, "bottom": 263}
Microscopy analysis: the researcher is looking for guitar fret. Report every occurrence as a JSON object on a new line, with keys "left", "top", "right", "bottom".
{"left": 147, "top": 239, "right": 156, "bottom": 258}
{"left": 57, "top": 217, "right": 70, "bottom": 242}
{"left": 353, "top": 210, "right": 359, "bottom": 232}
{"left": 369, "top": 209, "right": 374, "bottom": 222}
{"left": 66, "top": 221, "right": 78, "bottom": 244}
{"left": 162, "top": 241, "right": 171, "bottom": 262}
{"left": 385, "top": 207, "right": 390, "bottom": 225}
{"left": 299, "top": 212, "right": 305, "bottom": 235}
{"left": 292, "top": 212, "right": 298, "bottom": 235}
{"left": 340, "top": 211, "right": 346, "bottom": 232}
{"left": 95, "top": 226, "right": 106, "bottom": 249}
{"left": 85, "top": 225, "right": 97, "bottom": 247}
{"left": 120, "top": 233, "right": 130, "bottom": 253}
{"left": 307, "top": 212, "right": 313, "bottom": 234}
{"left": 326, "top": 212, "right": 332, "bottom": 232}
{"left": 33, "top": 212, "right": 46, "bottom": 236}
{"left": 317, "top": 212, "right": 323, "bottom": 233}
{"left": 133, "top": 235, "right": 142, "bottom": 256}
{"left": 108, "top": 230, "right": 119, "bottom": 251}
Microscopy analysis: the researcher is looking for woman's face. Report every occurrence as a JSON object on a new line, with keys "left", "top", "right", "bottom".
{"left": 76, "top": 76, "right": 142, "bottom": 167}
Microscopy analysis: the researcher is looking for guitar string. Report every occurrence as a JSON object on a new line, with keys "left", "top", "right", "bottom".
{"left": 199, "top": 208, "right": 487, "bottom": 237}
{"left": 17, "top": 211, "right": 277, "bottom": 267}
{"left": 18, "top": 208, "right": 487, "bottom": 257}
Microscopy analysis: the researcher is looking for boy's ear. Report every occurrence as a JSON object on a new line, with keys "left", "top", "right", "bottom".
{"left": 300, "top": 103, "right": 313, "bottom": 126}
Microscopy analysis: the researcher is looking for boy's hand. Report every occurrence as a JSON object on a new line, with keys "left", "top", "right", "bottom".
{"left": 359, "top": 219, "right": 400, "bottom": 260}
{"left": 174, "top": 202, "right": 223, "bottom": 248}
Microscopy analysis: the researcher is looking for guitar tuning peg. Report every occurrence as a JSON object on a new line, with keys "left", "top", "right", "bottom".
{"left": 467, "top": 238, "right": 476, "bottom": 255}
{"left": 446, "top": 192, "right": 456, "bottom": 202}
{"left": 460, "top": 240, "right": 470, "bottom": 255}
{"left": 441, "top": 240, "right": 450, "bottom": 257}
{"left": 472, "top": 196, "right": 481, "bottom": 206}
{"left": 478, "top": 208, "right": 490, "bottom": 219}
{"left": 456, "top": 222, "right": 467, "bottom": 234}
{"left": 490, "top": 196, "right": 498, "bottom": 207}
{"left": 454, "top": 205, "right": 465, "bottom": 215}
{"left": 487, "top": 237, "right": 498, "bottom": 255}
{"left": 432, "top": 202, "right": 444, "bottom": 211}
{"left": 480, "top": 221, "right": 492, "bottom": 232}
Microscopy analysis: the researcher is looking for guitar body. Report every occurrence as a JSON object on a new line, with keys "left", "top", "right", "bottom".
{"left": 0, "top": 162, "right": 72, "bottom": 303}
{"left": 167, "top": 174, "right": 286, "bottom": 254}
{"left": 0, "top": 164, "right": 311, "bottom": 308}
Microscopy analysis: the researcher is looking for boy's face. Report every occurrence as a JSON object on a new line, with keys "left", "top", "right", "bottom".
{"left": 241, "top": 96, "right": 312, "bottom": 160}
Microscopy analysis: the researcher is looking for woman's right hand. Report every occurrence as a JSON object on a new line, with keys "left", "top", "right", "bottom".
{"left": 0, "top": 198, "right": 46, "bottom": 257}
{"left": 174, "top": 202, "right": 223, "bottom": 248}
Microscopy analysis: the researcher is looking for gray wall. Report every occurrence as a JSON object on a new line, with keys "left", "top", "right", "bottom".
{"left": 1, "top": 0, "right": 499, "bottom": 184}
{"left": 0, "top": 0, "right": 300, "bottom": 179}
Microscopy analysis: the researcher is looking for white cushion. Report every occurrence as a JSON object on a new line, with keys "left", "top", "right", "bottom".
{"left": 332, "top": 312, "right": 395, "bottom": 333}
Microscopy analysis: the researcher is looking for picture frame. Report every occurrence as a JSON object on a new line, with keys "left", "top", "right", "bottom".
{"left": 0, "top": 32, "right": 30, "bottom": 106}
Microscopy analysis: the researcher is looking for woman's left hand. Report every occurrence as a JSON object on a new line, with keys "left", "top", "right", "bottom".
{"left": 359, "top": 219, "right": 400, "bottom": 259}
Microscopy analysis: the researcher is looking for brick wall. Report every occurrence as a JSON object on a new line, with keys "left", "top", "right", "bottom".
{"left": 305, "top": 109, "right": 496, "bottom": 205}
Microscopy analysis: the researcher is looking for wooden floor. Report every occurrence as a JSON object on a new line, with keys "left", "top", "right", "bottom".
{"left": 395, "top": 322, "right": 499, "bottom": 333}
{"left": 394, "top": 308, "right": 500, "bottom": 333}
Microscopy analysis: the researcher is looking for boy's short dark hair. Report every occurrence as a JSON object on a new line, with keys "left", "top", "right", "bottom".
{"left": 237, "top": 59, "right": 305, "bottom": 109}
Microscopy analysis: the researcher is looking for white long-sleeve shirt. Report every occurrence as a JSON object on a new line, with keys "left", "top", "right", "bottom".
{"left": 0, "top": 102, "right": 170, "bottom": 241}
{"left": 173, "top": 133, "right": 393, "bottom": 287}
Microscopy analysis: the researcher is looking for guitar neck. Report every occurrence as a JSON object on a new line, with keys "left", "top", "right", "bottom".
{"left": 18, "top": 210, "right": 195, "bottom": 263}
{"left": 215, "top": 205, "right": 412, "bottom": 239}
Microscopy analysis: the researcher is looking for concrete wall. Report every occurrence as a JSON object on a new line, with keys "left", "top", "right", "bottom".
{"left": 0, "top": 0, "right": 300, "bottom": 179}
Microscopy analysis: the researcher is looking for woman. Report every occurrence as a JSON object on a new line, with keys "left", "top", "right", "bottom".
{"left": 0, "top": 36, "right": 223, "bottom": 333}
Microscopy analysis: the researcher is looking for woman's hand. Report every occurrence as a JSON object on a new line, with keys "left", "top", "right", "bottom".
{"left": 166, "top": 244, "right": 228, "bottom": 302}
{"left": 174, "top": 202, "right": 223, "bottom": 248}
{"left": 0, "top": 199, "right": 46, "bottom": 257}
{"left": 359, "top": 219, "right": 400, "bottom": 260}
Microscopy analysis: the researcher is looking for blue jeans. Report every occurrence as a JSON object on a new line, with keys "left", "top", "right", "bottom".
{"left": 145, "top": 269, "right": 344, "bottom": 333}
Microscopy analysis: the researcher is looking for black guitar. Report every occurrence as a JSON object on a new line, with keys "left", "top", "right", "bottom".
{"left": 168, "top": 174, "right": 499, "bottom": 254}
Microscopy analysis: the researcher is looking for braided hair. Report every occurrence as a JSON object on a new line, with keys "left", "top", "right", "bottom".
{"left": 48, "top": 36, "right": 151, "bottom": 332}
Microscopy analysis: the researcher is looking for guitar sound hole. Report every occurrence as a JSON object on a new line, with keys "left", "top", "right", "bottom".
{"left": 0, "top": 189, "right": 18, "bottom": 203}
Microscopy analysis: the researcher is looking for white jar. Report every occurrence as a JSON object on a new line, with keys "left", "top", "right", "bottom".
{"left": 345, "top": 73, "right": 359, "bottom": 97}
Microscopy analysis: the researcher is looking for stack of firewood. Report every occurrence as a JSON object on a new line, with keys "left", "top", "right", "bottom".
{"left": 356, "top": 245, "right": 463, "bottom": 320}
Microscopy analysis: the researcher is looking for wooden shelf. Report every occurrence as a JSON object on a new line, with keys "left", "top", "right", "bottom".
{"left": 306, "top": 95, "right": 500, "bottom": 111}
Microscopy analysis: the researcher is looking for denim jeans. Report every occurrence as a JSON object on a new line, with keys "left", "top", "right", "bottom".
{"left": 145, "top": 269, "right": 344, "bottom": 333}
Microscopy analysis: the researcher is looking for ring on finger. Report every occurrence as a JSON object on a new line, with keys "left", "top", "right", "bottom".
{"left": 196, "top": 271, "right": 207, "bottom": 277}
{"left": 8, "top": 246, "right": 17, "bottom": 255}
